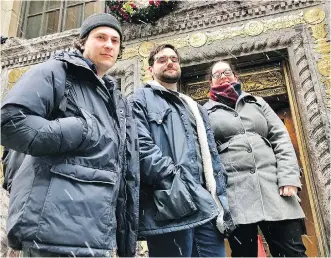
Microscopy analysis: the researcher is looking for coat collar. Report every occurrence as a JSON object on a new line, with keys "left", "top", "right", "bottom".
{"left": 51, "top": 50, "right": 119, "bottom": 91}
{"left": 145, "top": 80, "right": 179, "bottom": 96}
{"left": 52, "top": 49, "right": 90, "bottom": 70}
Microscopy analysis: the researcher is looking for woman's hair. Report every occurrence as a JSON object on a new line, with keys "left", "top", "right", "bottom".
{"left": 72, "top": 35, "right": 125, "bottom": 59}
{"left": 206, "top": 60, "right": 238, "bottom": 82}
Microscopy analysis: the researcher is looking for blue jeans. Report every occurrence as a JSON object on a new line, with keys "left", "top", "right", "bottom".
{"left": 146, "top": 219, "right": 226, "bottom": 257}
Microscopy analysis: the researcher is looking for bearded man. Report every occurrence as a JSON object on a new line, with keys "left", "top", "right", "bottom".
{"left": 131, "top": 44, "right": 235, "bottom": 257}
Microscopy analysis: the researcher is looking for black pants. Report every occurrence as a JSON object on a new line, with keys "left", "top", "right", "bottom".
{"left": 228, "top": 219, "right": 307, "bottom": 257}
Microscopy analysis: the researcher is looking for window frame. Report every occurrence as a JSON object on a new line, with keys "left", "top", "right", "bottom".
{"left": 19, "top": 0, "right": 99, "bottom": 39}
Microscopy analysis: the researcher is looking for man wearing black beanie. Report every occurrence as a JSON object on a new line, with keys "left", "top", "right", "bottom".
{"left": 1, "top": 13, "right": 140, "bottom": 257}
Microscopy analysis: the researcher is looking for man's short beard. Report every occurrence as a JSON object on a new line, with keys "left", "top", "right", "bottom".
{"left": 159, "top": 73, "right": 181, "bottom": 84}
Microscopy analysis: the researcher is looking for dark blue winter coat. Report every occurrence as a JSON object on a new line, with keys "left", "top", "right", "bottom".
{"left": 1, "top": 50, "right": 140, "bottom": 257}
{"left": 131, "top": 82, "right": 234, "bottom": 236}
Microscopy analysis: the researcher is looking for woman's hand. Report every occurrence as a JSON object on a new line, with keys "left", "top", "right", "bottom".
{"left": 279, "top": 185, "right": 298, "bottom": 196}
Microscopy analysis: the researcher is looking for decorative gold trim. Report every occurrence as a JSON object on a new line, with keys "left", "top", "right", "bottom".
{"left": 304, "top": 7, "right": 330, "bottom": 110}
{"left": 138, "top": 41, "right": 156, "bottom": 58}
{"left": 244, "top": 21, "right": 264, "bottom": 36}
{"left": 314, "top": 38, "right": 330, "bottom": 55}
{"left": 247, "top": 87, "right": 287, "bottom": 97}
{"left": 310, "top": 22, "right": 328, "bottom": 40}
{"left": 317, "top": 56, "right": 330, "bottom": 77}
{"left": 122, "top": 47, "right": 139, "bottom": 60}
{"left": 303, "top": 7, "right": 325, "bottom": 25}
{"left": 322, "top": 77, "right": 331, "bottom": 108}
{"left": 241, "top": 73, "right": 285, "bottom": 92}
{"left": 8, "top": 67, "right": 30, "bottom": 82}
{"left": 7, "top": 66, "right": 31, "bottom": 90}
{"left": 158, "top": 36, "right": 190, "bottom": 50}
{"left": 263, "top": 13, "right": 305, "bottom": 32}
{"left": 189, "top": 32, "right": 207, "bottom": 48}
{"left": 186, "top": 65, "right": 287, "bottom": 99}
{"left": 186, "top": 86, "right": 209, "bottom": 100}
{"left": 122, "top": 11, "right": 307, "bottom": 82}
{"left": 123, "top": 12, "right": 306, "bottom": 61}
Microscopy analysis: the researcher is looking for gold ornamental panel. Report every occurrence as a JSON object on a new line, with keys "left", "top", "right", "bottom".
{"left": 122, "top": 47, "right": 139, "bottom": 60}
{"left": 122, "top": 11, "right": 307, "bottom": 63}
{"left": 158, "top": 35, "right": 190, "bottom": 50}
{"left": 8, "top": 69, "right": 23, "bottom": 83}
{"left": 244, "top": 21, "right": 264, "bottom": 36}
{"left": 304, "top": 7, "right": 330, "bottom": 109}
{"left": 310, "top": 22, "right": 328, "bottom": 40}
{"left": 315, "top": 38, "right": 330, "bottom": 55}
{"left": 8, "top": 67, "right": 30, "bottom": 82}
{"left": 186, "top": 81, "right": 210, "bottom": 100}
{"left": 304, "top": 7, "right": 326, "bottom": 25}
{"left": 186, "top": 66, "right": 287, "bottom": 101}
{"left": 189, "top": 32, "right": 208, "bottom": 48}
{"left": 7, "top": 66, "right": 31, "bottom": 90}
{"left": 241, "top": 68, "right": 287, "bottom": 97}
{"left": 249, "top": 87, "right": 287, "bottom": 97}
{"left": 317, "top": 57, "right": 330, "bottom": 77}
{"left": 138, "top": 41, "right": 156, "bottom": 58}
{"left": 240, "top": 68, "right": 285, "bottom": 92}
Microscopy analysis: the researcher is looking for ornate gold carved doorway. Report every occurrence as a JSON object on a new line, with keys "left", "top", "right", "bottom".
{"left": 181, "top": 59, "right": 319, "bottom": 256}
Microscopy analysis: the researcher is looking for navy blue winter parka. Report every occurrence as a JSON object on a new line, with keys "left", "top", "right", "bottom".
{"left": 1, "top": 50, "right": 140, "bottom": 257}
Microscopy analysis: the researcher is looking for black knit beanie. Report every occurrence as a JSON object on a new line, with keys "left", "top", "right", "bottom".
{"left": 80, "top": 13, "right": 122, "bottom": 40}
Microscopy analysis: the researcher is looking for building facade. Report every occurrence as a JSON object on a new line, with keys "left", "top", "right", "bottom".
{"left": 1, "top": 0, "right": 330, "bottom": 256}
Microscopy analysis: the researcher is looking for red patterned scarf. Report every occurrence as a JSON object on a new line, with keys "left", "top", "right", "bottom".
{"left": 210, "top": 82, "right": 242, "bottom": 108}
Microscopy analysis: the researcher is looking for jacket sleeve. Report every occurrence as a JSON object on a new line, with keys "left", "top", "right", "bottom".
{"left": 1, "top": 60, "right": 86, "bottom": 156}
{"left": 131, "top": 90, "right": 176, "bottom": 186}
{"left": 260, "top": 98, "right": 302, "bottom": 189}
{"left": 2, "top": 148, "right": 26, "bottom": 192}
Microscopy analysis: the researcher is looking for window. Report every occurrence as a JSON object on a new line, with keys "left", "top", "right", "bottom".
{"left": 21, "top": 0, "right": 99, "bottom": 39}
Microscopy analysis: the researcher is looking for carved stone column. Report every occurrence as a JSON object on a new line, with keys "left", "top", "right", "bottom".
{"left": 289, "top": 33, "right": 330, "bottom": 244}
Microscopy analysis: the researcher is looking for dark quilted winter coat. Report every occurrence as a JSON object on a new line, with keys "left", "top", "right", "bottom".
{"left": 1, "top": 50, "right": 140, "bottom": 257}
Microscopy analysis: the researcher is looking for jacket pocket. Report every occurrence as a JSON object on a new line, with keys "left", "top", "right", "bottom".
{"left": 50, "top": 163, "right": 118, "bottom": 184}
{"left": 147, "top": 108, "right": 172, "bottom": 125}
{"left": 153, "top": 172, "right": 197, "bottom": 221}
{"left": 147, "top": 108, "right": 172, "bottom": 145}
{"left": 36, "top": 163, "right": 118, "bottom": 247}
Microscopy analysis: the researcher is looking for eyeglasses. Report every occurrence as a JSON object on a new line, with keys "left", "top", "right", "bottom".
{"left": 154, "top": 55, "right": 179, "bottom": 64}
{"left": 212, "top": 69, "right": 233, "bottom": 79}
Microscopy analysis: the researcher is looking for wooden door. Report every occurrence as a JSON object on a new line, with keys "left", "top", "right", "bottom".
{"left": 276, "top": 108, "right": 319, "bottom": 257}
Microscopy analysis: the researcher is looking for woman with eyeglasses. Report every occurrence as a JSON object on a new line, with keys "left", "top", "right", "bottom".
{"left": 203, "top": 61, "right": 307, "bottom": 257}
